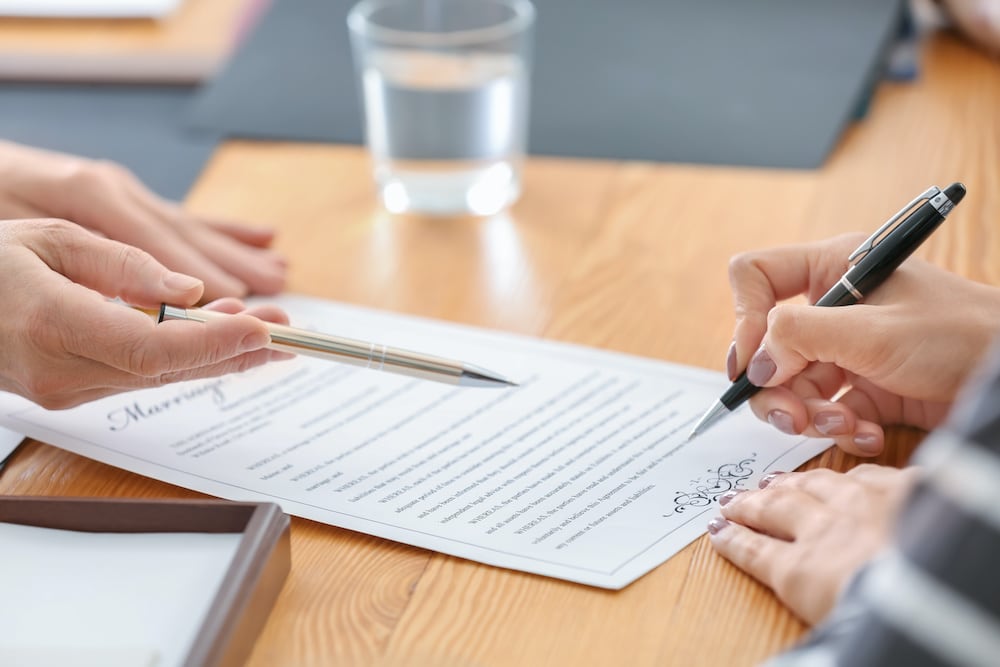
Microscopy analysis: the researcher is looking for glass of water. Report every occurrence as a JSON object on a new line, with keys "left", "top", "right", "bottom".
{"left": 348, "top": 0, "right": 534, "bottom": 216}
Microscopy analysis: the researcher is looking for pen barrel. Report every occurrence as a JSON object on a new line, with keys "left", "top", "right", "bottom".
{"left": 266, "top": 325, "right": 467, "bottom": 384}
{"left": 720, "top": 373, "right": 759, "bottom": 410}
{"left": 161, "top": 306, "right": 467, "bottom": 385}
{"left": 842, "top": 201, "right": 945, "bottom": 298}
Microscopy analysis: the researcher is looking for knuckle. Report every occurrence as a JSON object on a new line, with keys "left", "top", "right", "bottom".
{"left": 727, "top": 251, "right": 759, "bottom": 283}
{"left": 765, "top": 304, "right": 796, "bottom": 335}
{"left": 848, "top": 463, "right": 880, "bottom": 477}
{"left": 67, "top": 160, "right": 133, "bottom": 194}
{"left": 92, "top": 160, "right": 131, "bottom": 184}
{"left": 114, "top": 243, "right": 156, "bottom": 276}
{"left": 127, "top": 342, "right": 173, "bottom": 377}
{"left": 733, "top": 534, "right": 769, "bottom": 578}
{"left": 834, "top": 485, "right": 868, "bottom": 509}
{"left": 781, "top": 469, "right": 831, "bottom": 489}
{"left": 113, "top": 243, "right": 156, "bottom": 286}
{"left": 32, "top": 218, "right": 80, "bottom": 245}
{"left": 69, "top": 160, "right": 111, "bottom": 189}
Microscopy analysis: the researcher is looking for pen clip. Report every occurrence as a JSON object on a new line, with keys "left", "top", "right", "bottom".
{"left": 847, "top": 186, "right": 942, "bottom": 264}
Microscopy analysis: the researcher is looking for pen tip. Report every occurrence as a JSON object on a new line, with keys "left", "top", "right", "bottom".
{"left": 460, "top": 364, "right": 518, "bottom": 388}
{"left": 687, "top": 400, "right": 729, "bottom": 442}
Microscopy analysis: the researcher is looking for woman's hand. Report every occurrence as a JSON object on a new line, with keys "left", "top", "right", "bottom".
{"left": 941, "top": 0, "right": 1000, "bottom": 56}
{"left": 707, "top": 464, "right": 919, "bottom": 625}
{"left": 727, "top": 234, "right": 1000, "bottom": 455}
{"left": 0, "top": 218, "right": 290, "bottom": 408}
{"left": 0, "top": 141, "right": 286, "bottom": 301}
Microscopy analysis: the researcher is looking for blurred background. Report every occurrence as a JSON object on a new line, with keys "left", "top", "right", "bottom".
{"left": 0, "top": 0, "right": 988, "bottom": 206}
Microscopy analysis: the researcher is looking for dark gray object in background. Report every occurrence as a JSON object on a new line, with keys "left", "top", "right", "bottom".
{"left": 0, "top": 84, "right": 218, "bottom": 200}
{"left": 188, "top": 0, "right": 905, "bottom": 169}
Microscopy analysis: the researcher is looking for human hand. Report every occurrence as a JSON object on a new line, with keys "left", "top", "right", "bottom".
{"left": 727, "top": 233, "right": 1000, "bottom": 456}
{"left": 707, "top": 464, "right": 919, "bottom": 625}
{"left": 0, "top": 141, "right": 286, "bottom": 301}
{"left": 940, "top": 0, "right": 1000, "bottom": 55}
{"left": 0, "top": 218, "right": 290, "bottom": 409}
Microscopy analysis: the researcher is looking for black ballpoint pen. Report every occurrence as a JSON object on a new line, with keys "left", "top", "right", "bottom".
{"left": 687, "top": 182, "right": 967, "bottom": 441}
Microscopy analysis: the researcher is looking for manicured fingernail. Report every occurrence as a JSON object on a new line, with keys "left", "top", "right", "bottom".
{"left": 758, "top": 472, "right": 785, "bottom": 489}
{"left": 767, "top": 409, "right": 797, "bottom": 435}
{"left": 707, "top": 517, "right": 730, "bottom": 535}
{"left": 726, "top": 342, "right": 738, "bottom": 381}
{"left": 814, "top": 411, "right": 848, "bottom": 436}
{"left": 746, "top": 347, "right": 776, "bottom": 386}
{"left": 854, "top": 433, "right": 882, "bottom": 454}
{"left": 718, "top": 489, "right": 744, "bottom": 506}
{"left": 239, "top": 330, "right": 270, "bottom": 354}
{"left": 163, "top": 271, "right": 203, "bottom": 292}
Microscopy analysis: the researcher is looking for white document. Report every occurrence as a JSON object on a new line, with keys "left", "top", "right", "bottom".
{"left": 0, "top": 427, "right": 23, "bottom": 463}
{"left": 0, "top": 0, "right": 182, "bottom": 18}
{"left": 0, "top": 294, "right": 830, "bottom": 589}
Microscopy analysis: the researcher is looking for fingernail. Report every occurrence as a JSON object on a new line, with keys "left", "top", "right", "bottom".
{"left": 239, "top": 330, "right": 270, "bottom": 354}
{"left": 726, "top": 342, "right": 738, "bottom": 381}
{"left": 746, "top": 347, "right": 776, "bottom": 386}
{"left": 718, "top": 489, "right": 745, "bottom": 506}
{"left": 758, "top": 472, "right": 785, "bottom": 489}
{"left": 767, "top": 409, "right": 797, "bottom": 435}
{"left": 707, "top": 517, "right": 730, "bottom": 535}
{"left": 814, "top": 411, "right": 848, "bottom": 436}
{"left": 854, "top": 433, "right": 882, "bottom": 455}
{"left": 163, "top": 271, "right": 203, "bottom": 292}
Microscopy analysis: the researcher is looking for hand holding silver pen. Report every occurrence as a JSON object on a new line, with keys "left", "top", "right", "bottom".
{"left": 149, "top": 305, "right": 516, "bottom": 388}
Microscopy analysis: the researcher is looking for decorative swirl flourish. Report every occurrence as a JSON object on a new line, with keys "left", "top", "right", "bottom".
{"left": 663, "top": 453, "right": 757, "bottom": 516}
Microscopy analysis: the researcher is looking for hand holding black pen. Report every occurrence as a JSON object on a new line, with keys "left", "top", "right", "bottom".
{"left": 688, "top": 182, "right": 967, "bottom": 441}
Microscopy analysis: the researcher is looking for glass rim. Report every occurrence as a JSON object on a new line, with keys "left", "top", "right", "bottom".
{"left": 347, "top": 0, "right": 534, "bottom": 47}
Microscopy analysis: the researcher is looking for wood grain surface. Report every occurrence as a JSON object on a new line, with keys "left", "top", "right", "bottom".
{"left": 1, "top": 24, "right": 998, "bottom": 667}
{"left": 0, "top": 0, "right": 247, "bottom": 82}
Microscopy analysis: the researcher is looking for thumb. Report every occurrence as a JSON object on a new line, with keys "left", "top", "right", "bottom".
{"left": 747, "top": 303, "right": 888, "bottom": 388}
{"left": 29, "top": 219, "right": 204, "bottom": 307}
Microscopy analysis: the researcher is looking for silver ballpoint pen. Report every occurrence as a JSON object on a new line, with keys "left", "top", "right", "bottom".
{"left": 149, "top": 304, "right": 517, "bottom": 388}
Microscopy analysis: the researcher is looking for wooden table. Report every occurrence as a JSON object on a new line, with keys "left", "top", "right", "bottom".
{"left": 0, "top": 0, "right": 248, "bottom": 81}
{"left": 2, "top": 6, "right": 999, "bottom": 663}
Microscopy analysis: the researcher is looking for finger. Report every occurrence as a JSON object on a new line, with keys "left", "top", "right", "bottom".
{"left": 24, "top": 219, "right": 204, "bottom": 308}
{"left": 201, "top": 298, "right": 291, "bottom": 325}
{"left": 720, "top": 486, "right": 830, "bottom": 540}
{"left": 0, "top": 197, "right": 44, "bottom": 220}
{"left": 57, "top": 294, "right": 272, "bottom": 376}
{"left": 36, "top": 343, "right": 289, "bottom": 399}
{"left": 128, "top": 192, "right": 285, "bottom": 296}
{"left": 204, "top": 219, "right": 278, "bottom": 248}
{"left": 163, "top": 219, "right": 286, "bottom": 296}
{"left": 747, "top": 303, "right": 892, "bottom": 389}
{"left": 749, "top": 388, "right": 884, "bottom": 456}
{"left": 152, "top": 347, "right": 292, "bottom": 386}
{"left": 62, "top": 165, "right": 251, "bottom": 298}
{"left": 767, "top": 468, "right": 868, "bottom": 504}
{"left": 240, "top": 304, "right": 291, "bottom": 326}
{"left": 749, "top": 385, "right": 809, "bottom": 436}
{"left": 727, "top": 235, "right": 860, "bottom": 375}
{"left": 198, "top": 299, "right": 295, "bottom": 361}
{"left": 708, "top": 517, "right": 794, "bottom": 590}
{"left": 847, "top": 463, "right": 921, "bottom": 509}
{"left": 115, "top": 201, "right": 249, "bottom": 299}
{"left": 747, "top": 362, "right": 849, "bottom": 435}
{"left": 845, "top": 463, "right": 921, "bottom": 490}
